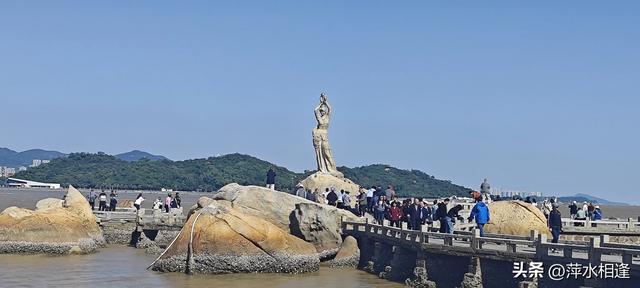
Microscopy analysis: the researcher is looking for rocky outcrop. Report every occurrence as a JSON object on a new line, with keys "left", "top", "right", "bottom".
{"left": 150, "top": 202, "right": 319, "bottom": 274}
{"left": 485, "top": 201, "right": 550, "bottom": 237}
{"left": 210, "top": 183, "right": 362, "bottom": 254}
{"left": 326, "top": 236, "right": 360, "bottom": 268}
{"left": 298, "top": 172, "right": 359, "bottom": 206}
{"left": 0, "top": 186, "right": 104, "bottom": 254}
{"left": 35, "top": 198, "right": 63, "bottom": 211}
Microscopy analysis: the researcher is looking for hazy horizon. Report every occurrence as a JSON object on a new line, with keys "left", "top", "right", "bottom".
{"left": 2, "top": 2, "right": 638, "bottom": 204}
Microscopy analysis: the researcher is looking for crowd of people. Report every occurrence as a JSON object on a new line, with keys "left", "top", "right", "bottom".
{"left": 568, "top": 201, "right": 603, "bottom": 223}
{"left": 291, "top": 184, "right": 492, "bottom": 237}
{"left": 86, "top": 189, "right": 118, "bottom": 211}
{"left": 86, "top": 189, "right": 181, "bottom": 212}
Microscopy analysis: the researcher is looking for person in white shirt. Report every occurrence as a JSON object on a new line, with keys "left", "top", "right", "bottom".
{"left": 134, "top": 193, "right": 144, "bottom": 210}
{"left": 153, "top": 197, "right": 162, "bottom": 210}
{"left": 366, "top": 186, "right": 375, "bottom": 212}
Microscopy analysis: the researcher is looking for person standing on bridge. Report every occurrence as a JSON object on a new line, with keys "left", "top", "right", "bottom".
{"left": 164, "top": 193, "right": 173, "bottom": 213}
{"left": 266, "top": 167, "right": 276, "bottom": 190}
{"left": 409, "top": 198, "right": 425, "bottom": 231}
{"left": 109, "top": 190, "right": 118, "bottom": 211}
{"left": 548, "top": 203, "right": 563, "bottom": 246}
{"left": 446, "top": 204, "right": 464, "bottom": 234}
{"left": 98, "top": 191, "right": 108, "bottom": 211}
{"left": 468, "top": 199, "right": 490, "bottom": 237}
{"left": 134, "top": 193, "right": 145, "bottom": 211}
{"left": 389, "top": 201, "right": 402, "bottom": 228}
{"left": 434, "top": 198, "right": 450, "bottom": 233}
{"left": 568, "top": 201, "right": 578, "bottom": 219}
{"left": 87, "top": 189, "right": 97, "bottom": 210}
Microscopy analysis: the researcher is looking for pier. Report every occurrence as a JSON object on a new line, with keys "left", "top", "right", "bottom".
{"left": 342, "top": 220, "right": 640, "bottom": 287}
{"left": 94, "top": 209, "right": 186, "bottom": 246}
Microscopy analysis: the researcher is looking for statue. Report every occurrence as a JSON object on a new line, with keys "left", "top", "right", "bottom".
{"left": 312, "top": 93, "right": 343, "bottom": 177}
{"left": 480, "top": 178, "right": 491, "bottom": 203}
{"left": 480, "top": 178, "right": 491, "bottom": 194}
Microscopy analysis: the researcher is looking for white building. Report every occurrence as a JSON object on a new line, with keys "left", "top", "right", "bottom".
{"left": 0, "top": 167, "right": 16, "bottom": 177}
{"left": 5, "top": 178, "right": 61, "bottom": 189}
{"left": 30, "top": 159, "right": 42, "bottom": 167}
{"left": 18, "top": 166, "right": 27, "bottom": 172}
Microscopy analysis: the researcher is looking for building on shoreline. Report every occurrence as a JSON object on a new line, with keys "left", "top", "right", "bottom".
{"left": 0, "top": 167, "right": 16, "bottom": 177}
{"left": 5, "top": 177, "right": 61, "bottom": 189}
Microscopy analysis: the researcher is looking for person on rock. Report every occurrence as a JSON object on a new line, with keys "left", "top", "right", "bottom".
{"left": 265, "top": 167, "right": 276, "bottom": 190}
{"left": 336, "top": 189, "right": 345, "bottom": 209}
{"left": 326, "top": 188, "right": 338, "bottom": 206}
{"left": 342, "top": 190, "right": 351, "bottom": 211}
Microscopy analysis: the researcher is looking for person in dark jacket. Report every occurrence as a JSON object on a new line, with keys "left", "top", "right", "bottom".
{"left": 548, "top": 203, "right": 563, "bottom": 245}
{"left": 109, "top": 190, "right": 118, "bottom": 211}
{"left": 409, "top": 198, "right": 426, "bottom": 231}
{"left": 434, "top": 199, "right": 450, "bottom": 233}
{"left": 568, "top": 201, "right": 578, "bottom": 219}
{"left": 326, "top": 188, "right": 338, "bottom": 206}
{"left": 446, "top": 204, "right": 464, "bottom": 234}
{"left": 266, "top": 167, "right": 276, "bottom": 190}
{"left": 468, "top": 200, "right": 490, "bottom": 237}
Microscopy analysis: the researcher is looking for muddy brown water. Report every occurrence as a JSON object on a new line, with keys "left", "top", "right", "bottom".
{"left": 0, "top": 247, "right": 401, "bottom": 288}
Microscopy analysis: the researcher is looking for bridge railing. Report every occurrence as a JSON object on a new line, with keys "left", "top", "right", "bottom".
{"left": 94, "top": 209, "right": 186, "bottom": 226}
{"left": 342, "top": 220, "right": 640, "bottom": 269}
{"left": 561, "top": 218, "right": 640, "bottom": 231}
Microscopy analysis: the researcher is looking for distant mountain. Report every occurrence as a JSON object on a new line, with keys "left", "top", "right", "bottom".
{"left": 0, "top": 148, "right": 66, "bottom": 167}
{"left": 14, "top": 152, "right": 471, "bottom": 197}
{"left": 557, "top": 193, "right": 628, "bottom": 206}
{"left": 115, "top": 150, "right": 169, "bottom": 162}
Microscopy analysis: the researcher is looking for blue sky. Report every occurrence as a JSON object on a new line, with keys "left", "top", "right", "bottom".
{"left": 1, "top": 1, "right": 638, "bottom": 203}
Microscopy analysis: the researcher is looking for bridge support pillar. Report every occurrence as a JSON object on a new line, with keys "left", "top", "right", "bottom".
{"left": 517, "top": 278, "right": 538, "bottom": 288}
{"left": 405, "top": 257, "right": 436, "bottom": 288}
{"left": 460, "top": 256, "right": 483, "bottom": 288}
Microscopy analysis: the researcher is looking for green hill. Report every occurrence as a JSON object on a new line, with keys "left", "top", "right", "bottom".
{"left": 339, "top": 165, "right": 471, "bottom": 198}
{"left": 13, "top": 152, "right": 470, "bottom": 197}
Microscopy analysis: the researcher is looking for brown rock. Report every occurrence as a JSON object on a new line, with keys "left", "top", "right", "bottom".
{"left": 326, "top": 235, "right": 360, "bottom": 267}
{"left": 150, "top": 201, "right": 319, "bottom": 274}
{"left": 0, "top": 186, "right": 104, "bottom": 254}
{"left": 484, "top": 201, "right": 551, "bottom": 237}
{"left": 210, "top": 183, "right": 362, "bottom": 254}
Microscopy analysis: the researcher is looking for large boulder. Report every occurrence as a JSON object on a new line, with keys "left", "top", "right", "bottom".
{"left": 150, "top": 201, "right": 319, "bottom": 274}
{"left": 484, "top": 201, "right": 550, "bottom": 237}
{"left": 0, "top": 186, "right": 104, "bottom": 254}
{"left": 326, "top": 235, "right": 360, "bottom": 268}
{"left": 210, "top": 183, "right": 362, "bottom": 254}
{"left": 298, "top": 171, "right": 359, "bottom": 206}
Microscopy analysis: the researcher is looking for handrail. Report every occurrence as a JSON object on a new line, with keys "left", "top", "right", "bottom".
{"left": 342, "top": 220, "right": 640, "bottom": 267}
